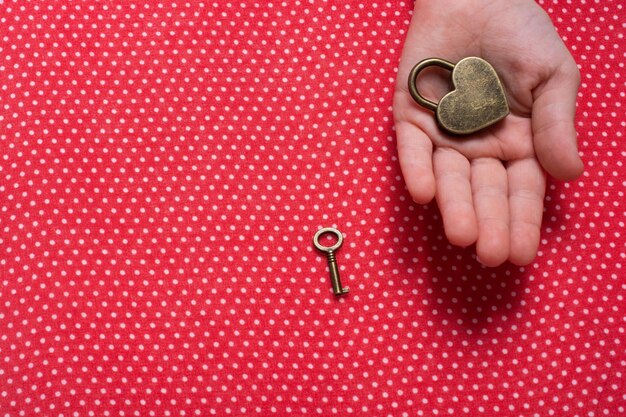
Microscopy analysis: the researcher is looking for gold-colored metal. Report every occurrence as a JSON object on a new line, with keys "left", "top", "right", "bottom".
{"left": 408, "top": 56, "right": 509, "bottom": 135}
{"left": 313, "top": 227, "right": 348, "bottom": 296}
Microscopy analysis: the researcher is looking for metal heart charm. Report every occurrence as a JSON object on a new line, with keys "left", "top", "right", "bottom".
{"left": 408, "top": 56, "right": 509, "bottom": 135}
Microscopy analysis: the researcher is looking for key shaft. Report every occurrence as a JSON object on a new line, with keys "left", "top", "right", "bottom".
{"left": 325, "top": 250, "right": 348, "bottom": 296}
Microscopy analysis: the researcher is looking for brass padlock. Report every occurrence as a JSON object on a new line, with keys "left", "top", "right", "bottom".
{"left": 408, "top": 57, "right": 509, "bottom": 135}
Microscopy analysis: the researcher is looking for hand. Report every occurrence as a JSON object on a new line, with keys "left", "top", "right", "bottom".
{"left": 393, "top": 0, "right": 583, "bottom": 266}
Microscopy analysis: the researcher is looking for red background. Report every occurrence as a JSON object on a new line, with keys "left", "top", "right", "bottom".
{"left": 0, "top": 1, "right": 624, "bottom": 416}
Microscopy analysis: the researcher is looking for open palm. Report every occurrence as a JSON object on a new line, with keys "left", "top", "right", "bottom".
{"left": 393, "top": 0, "right": 583, "bottom": 266}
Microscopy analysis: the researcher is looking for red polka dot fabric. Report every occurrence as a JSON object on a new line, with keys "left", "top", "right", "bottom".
{"left": 0, "top": 1, "right": 624, "bottom": 416}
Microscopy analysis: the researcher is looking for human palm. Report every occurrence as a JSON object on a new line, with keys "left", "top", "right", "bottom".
{"left": 393, "top": 0, "right": 583, "bottom": 266}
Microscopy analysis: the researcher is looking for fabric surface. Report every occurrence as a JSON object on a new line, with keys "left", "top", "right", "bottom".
{"left": 0, "top": 1, "right": 624, "bottom": 416}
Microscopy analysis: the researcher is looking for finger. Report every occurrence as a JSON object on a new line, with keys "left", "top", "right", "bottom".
{"left": 507, "top": 158, "right": 546, "bottom": 266}
{"left": 395, "top": 121, "right": 436, "bottom": 204}
{"left": 471, "top": 158, "right": 510, "bottom": 267}
{"left": 532, "top": 63, "right": 584, "bottom": 181}
{"left": 433, "top": 148, "right": 477, "bottom": 247}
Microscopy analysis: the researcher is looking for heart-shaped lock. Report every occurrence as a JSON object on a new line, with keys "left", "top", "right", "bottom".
{"left": 408, "top": 57, "right": 509, "bottom": 135}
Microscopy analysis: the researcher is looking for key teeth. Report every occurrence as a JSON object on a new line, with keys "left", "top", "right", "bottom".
{"left": 335, "top": 287, "right": 349, "bottom": 296}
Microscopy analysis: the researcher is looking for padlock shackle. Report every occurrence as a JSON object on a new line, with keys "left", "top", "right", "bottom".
{"left": 408, "top": 58, "right": 455, "bottom": 112}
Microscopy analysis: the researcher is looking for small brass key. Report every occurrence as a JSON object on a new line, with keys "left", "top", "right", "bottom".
{"left": 313, "top": 227, "right": 349, "bottom": 296}
{"left": 408, "top": 56, "right": 509, "bottom": 135}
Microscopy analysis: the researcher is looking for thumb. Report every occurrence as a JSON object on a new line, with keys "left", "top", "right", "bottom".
{"left": 531, "top": 64, "right": 584, "bottom": 181}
